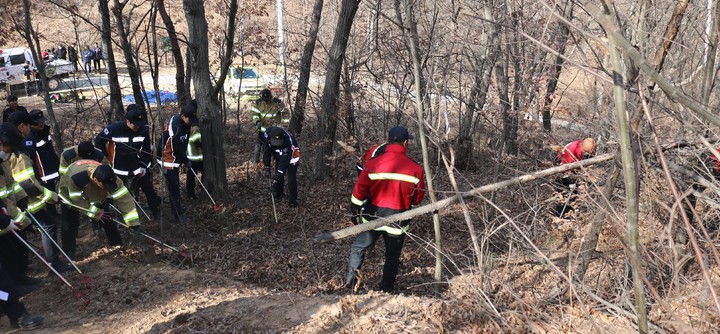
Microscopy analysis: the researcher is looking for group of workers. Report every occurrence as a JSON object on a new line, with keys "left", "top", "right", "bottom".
{"left": 0, "top": 100, "right": 206, "bottom": 330}
{"left": 0, "top": 86, "right": 604, "bottom": 329}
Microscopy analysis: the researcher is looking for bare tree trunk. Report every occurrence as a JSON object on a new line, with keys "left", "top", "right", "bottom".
{"left": 701, "top": 0, "right": 720, "bottom": 105}
{"left": 456, "top": 3, "right": 497, "bottom": 169}
{"left": 289, "top": 0, "right": 324, "bottom": 135}
{"left": 157, "top": 0, "right": 187, "bottom": 106}
{"left": 112, "top": 0, "right": 145, "bottom": 107}
{"left": 607, "top": 17, "right": 648, "bottom": 333}
{"left": 98, "top": 0, "right": 124, "bottom": 121}
{"left": 183, "top": 0, "right": 235, "bottom": 197}
{"left": 541, "top": 2, "right": 573, "bottom": 132}
{"left": 315, "top": 0, "right": 360, "bottom": 179}
{"left": 21, "top": 0, "right": 63, "bottom": 153}
{"left": 400, "top": 0, "right": 443, "bottom": 294}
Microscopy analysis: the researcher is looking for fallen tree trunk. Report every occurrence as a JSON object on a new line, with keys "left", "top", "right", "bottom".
{"left": 314, "top": 153, "right": 615, "bottom": 243}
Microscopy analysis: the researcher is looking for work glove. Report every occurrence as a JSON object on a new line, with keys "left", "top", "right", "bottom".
{"left": 17, "top": 198, "right": 29, "bottom": 211}
{"left": 264, "top": 166, "right": 271, "bottom": 178}
{"left": 138, "top": 167, "right": 147, "bottom": 177}
{"left": 6, "top": 220, "right": 21, "bottom": 231}
{"left": 255, "top": 120, "right": 263, "bottom": 131}
{"left": 94, "top": 209, "right": 105, "bottom": 222}
{"left": 350, "top": 203, "right": 362, "bottom": 225}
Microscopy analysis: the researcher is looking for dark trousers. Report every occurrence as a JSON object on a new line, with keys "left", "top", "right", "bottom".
{"left": 254, "top": 133, "right": 265, "bottom": 163}
{"left": 271, "top": 162, "right": 297, "bottom": 205}
{"left": 31, "top": 209, "right": 60, "bottom": 264}
{"left": 346, "top": 230, "right": 406, "bottom": 292}
{"left": 163, "top": 168, "right": 183, "bottom": 219}
{"left": 0, "top": 231, "right": 30, "bottom": 282}
{"left": 186, "top": 161, "right": 204, "bottom": 198}
{"left": 121, "top": 172, "right": 161, "bottom": 219}
{"left": 61, "top": 203, "right": 122, "bottom": 257}
{"left": 0, "top": 265, "right": 27, "bottom": 320}
{"left": 83, "top": 61, "right": 91, "bottom": 74}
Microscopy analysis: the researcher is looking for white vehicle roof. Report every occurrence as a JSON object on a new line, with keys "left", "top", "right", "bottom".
{"left": 0, "top": 48, "right": 30, "bottom": 56}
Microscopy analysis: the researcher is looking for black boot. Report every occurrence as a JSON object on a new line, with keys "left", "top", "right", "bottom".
{"left": 9, "top": 313, "right": 43, "bottom": 330}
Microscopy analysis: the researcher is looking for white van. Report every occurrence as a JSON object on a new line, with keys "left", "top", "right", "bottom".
{"left": 0, "top": 47, "right": 75, "bottom": 98}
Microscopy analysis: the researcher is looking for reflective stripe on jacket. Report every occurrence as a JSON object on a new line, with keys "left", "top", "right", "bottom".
{"left": 58, "top": 160, "right": 139, "bottom": 226}
{"left": 251, "top": 98, "right": 287, "bottom": 133}
{"left": 59, "top": 145, "right": 109, "bottom": 174}
{"left": 7, "top": 152, "right": 57, "bottom": 215}
{"left": 186, "top": 124, "right": 203, "bottom": 162}
{"left": 0, "top": 163, "right": 29, "bottom": 235}
{"left": 351, "top": 143, "right": 425, "bottom": 235}
{"left": 25, "top": 126, "right": 61, "bottom": 184}
{"left": 94, "top": 121, "right": 152, "bottom": 176}
{"left": 158, "top": 115, "right": 189, "bottom": 169}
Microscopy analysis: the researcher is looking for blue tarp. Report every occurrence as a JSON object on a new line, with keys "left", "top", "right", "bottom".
{"left": 122, "top": 90, "right": 177, "bottom": 105}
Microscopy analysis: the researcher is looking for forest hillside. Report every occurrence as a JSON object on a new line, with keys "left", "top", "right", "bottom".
{"left": 0, "top": 0, "right": 719, "bottom": 333}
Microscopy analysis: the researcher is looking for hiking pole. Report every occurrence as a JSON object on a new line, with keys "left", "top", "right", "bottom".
{"left": 189, "top": 167, "right": 224, "bottom": 214}
{"left": 25, "top": 211, "right": 92, "bottom": 285}
{"left": 10, "top": 230, "right": 91, "bottom": 308}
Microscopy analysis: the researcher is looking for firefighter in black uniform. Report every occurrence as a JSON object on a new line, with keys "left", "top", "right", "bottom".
{"left": 94, "top": 104, "right": 161, "bottom": 221}
{"left": 8, "top": 110, "right": 70, "bottom": 272}
{"left": 158, "top": 103, "right": 195, "bottom": 223}
{"left": 261, "top": 126, "right": 300, "bottom": 208}
{"left": 25, "top": 110, "right": 61, "bottom": 189}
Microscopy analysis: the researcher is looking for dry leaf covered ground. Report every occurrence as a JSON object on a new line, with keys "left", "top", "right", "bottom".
{"left": 0, "top": 95, "right": 718, "bottom": 333}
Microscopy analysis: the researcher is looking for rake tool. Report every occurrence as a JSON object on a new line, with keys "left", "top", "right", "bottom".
{"left": 107, "top": 204, "right": 193, "bottom": 266}
{"left": 267, "top": 175, "right": 280, "bottom": 232}
{"left": 11, "top": 230, "right": 91, "bottom": 309}
{"left": 58, "top": 194, "right": 191, "bottom": 266}
{"left": 25, "top": 211, "right": 93, "bottom": 285}
{"left": 189, "top": 167, "right": 224, "bottom": 214}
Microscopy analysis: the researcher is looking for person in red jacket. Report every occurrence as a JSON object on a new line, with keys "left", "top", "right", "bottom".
{"left": 557, "top": 137, "right": 596, "bottom": 165}
{"left": 345, "top": 126, "right": 426, "bottom": 293}
{"left": 554, "top": 137, "right": 596, "bottom": 217}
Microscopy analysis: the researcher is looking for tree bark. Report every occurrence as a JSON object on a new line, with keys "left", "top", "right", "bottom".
{"left": 98, "top": 0, "right": 124, "bottom": 122}
{"left": 290, "top": 0, "right": 324, "bottom": 135}
{"left": 157, "top": 0, "right": 188, "bottom": 106}
{"left": 400, "top": 0, "right": 444, "bottom": 294}
{"left": 607, "top": 12, "right": 647, "bottom": 331}
{"left": 315, "top": 0, "right": 361, "bottom": 179}
{"left": 541, "top": 3, "right": 573, "bottom": 132}
{"left": 315, "top": 153, "right": 615, "bottom": 243}
{"left": 21, "top": 0, "right": 63, "bottom": 153}
{"left": 456, "top": 3, "right": 497, "bottom": 169}
{"left": 112, "top": 0, "right": 145, "bottom": 108}
{"left": 183, "top": 0, "right": 228, "bottom": 197}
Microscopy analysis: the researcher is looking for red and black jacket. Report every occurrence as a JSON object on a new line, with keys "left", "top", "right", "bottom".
{"left": 351, "top": 143, "right": 425, "bottom": 215}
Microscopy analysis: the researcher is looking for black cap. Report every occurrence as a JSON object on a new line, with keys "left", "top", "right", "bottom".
{"left": 92, "top": 165, "right": 118, "bottom": 191}
{"left": 77, "top": 141, "right": 95, "bottom": 158}
{"left": 388, "top": 126, "right": 413, "bottom": 143}
{"left": 7, "top": 95, "right": 18, "bottom": 102}
{"left": 28, "top": 109, "right": 46, "bottom": 125}
{"left": 0, "top": 123, "right": 24, "bottom": 147}
{"left": 180, "top": 103, "right": 198, "bottom": 121}
{"left": 8, "top": 110, "right": 31, "bottom": 126}
{"left": 261, "top": 88, "right": 272, "bottom": 98}
{"left": 268, "top": 127, "right": 285, "bottom": 146}
{"left": 125, "top": 104, "right": 147, "bottom": 127}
